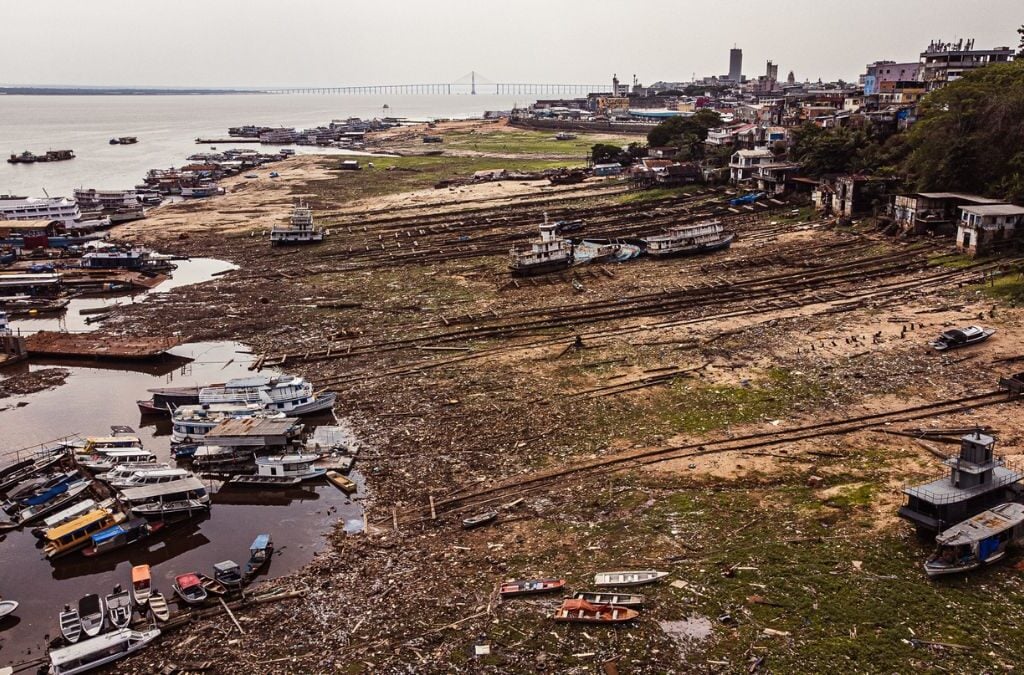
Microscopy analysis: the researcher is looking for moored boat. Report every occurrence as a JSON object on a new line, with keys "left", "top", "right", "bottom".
{"left": 0, "top": 599, "right": 18, "bottom": 618}
{"left": 48, "top": 627, "right": 161, "bottom": 675}
{"left": 640, "top": 220, "right": 734, "bottom": 258}
{"left": 572, "top": 591, "right": 645, "bottom": 607}
{"left": 147, "top": 591, "right": 169, "bottom": 622}
{"left": 59, "top": 604, "right": 82, "bottom": 643}
{"left": 593, "top": 570, "right": 669, "bottom": 587}
{"left": 44, "top": 509, "right": 127, "bottom": 559}
{"left": 325, "top": 470, "right": 356, "bottom": 494}
{"left": 0, "top": 479, "right": 91, "bottom": 530}
{"left": 499, "top": 578, "right": 565, "bottom": 597}
{"left": 244, "top": 533, "right": 273, "bottom": 579}
{"left": 77, "top": 594, "right": 105, "bottom": 638}
{"left": 198, "top": 374, "right": 336, "bottom": 416}
{"left": 81, "top": 518, "right": 165, "bottom": 557}
{"left": 130, "top": 564, "right": 152, "bottom": 606}
{"left": 553, "top": 598, "right": 639, "bottom": 624}
{"left": 0, "top": 449, "right": 69, "bottom": 494}
{"left": 172, "top": 573, "right": 208, "bottom": 605}
{"left": 229, "top": 454, "right": 325, "bottom": 487}
{"left": 105, "top": 585, "right": 132, "bottom": 629}
{"left": 196, "top": 573, "right": 228, "bottom": 596}
{"left": 213, "top": 560, "right": 244, "bottom": 589}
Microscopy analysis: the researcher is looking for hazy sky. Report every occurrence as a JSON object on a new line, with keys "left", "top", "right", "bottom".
{"left": 2, "top": 0, "right": 1020, "bottom": 87}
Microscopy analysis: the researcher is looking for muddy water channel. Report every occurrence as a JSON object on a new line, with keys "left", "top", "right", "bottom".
{"left": 0, "top": 262, "right": 363, "bottom": 665}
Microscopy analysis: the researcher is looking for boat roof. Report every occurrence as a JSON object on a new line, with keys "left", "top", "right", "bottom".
{"left": 257, "top": 454, "right": 320, "bottom": 465}
{"left": 85, "top": 436, "right": 141, "bottom": 444}
{"left": 46, "top": 509, "right": 110, "bottom": 540}
{"left": 251, "top": 533, "right": 272, "bottom": 550}
{"left": 132, "top": 564, "right": 151, "bottom": 582}
{"left": 225, "top": 374, "right": 300, "bottom": 388}
{"left": 214, "top": 560, "right": 240, "bottom": 572}
{"left": 176, "top": 573, "right": 201, "bottom": 587}
{"left": 206, "top": 417, "right": 299, "bottom": 437}
{"left": 49, "top": 629, "right": 159, "bottom": 666}
{"left": 937, "top": 503, "right": 1024, "bottom": 546}
{"left": 93, "top": 448, "right": 151, "bottom": 457}
{"left": 119, "top": 476, "right": 206, "bottom": 501}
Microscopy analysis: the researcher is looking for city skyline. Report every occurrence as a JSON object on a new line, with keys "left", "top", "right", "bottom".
{"left": 0, "top": 0, "right": 1019, "bottom": 88}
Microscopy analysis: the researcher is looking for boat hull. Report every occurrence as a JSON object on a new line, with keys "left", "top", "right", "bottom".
{"left": 509, "top": 258, "right": 572, "bottom": 277}
{"left": 643, "top": 233, "right": 735, "bottom": 258}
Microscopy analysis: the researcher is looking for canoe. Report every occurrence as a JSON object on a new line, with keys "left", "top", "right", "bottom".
{"left": 148, "top": 591, "right": 170, "bottom": 622}
{"left": 131, "top": 564, "right": 152, "bottom": 606}
{"left": 462, "top": 510, "right": 498, "bottom": 529}
{"left": 500, "top": 578, "right": 565, "bottom": 597}
{"left": 553, "top": 598, "right": 639, "bottom": 624}
{"left": 325, "top": 470, "right": 356, "bottom": 494}
{"left": 0, "top": 600, "right": 18, "bottom": 619}
{"left": 59, "top": 604, "right": 81, "bottom": 643}
{"left": 105, "top": 585, "right": 132, "bottom": 629}
{"left": 172, "top": 573, "right": 208, "bottom": 605}
{"left": 196, "top": 573, "right": 227, "bottom": 596}
{"left": 593, "top": 570, "right": 669, "bottom": 587}
{"left": 78, "top": 594, "right": 105, "bottom": 637}
{"left": 572, "top": 591, "right": 645, "bottom": 607}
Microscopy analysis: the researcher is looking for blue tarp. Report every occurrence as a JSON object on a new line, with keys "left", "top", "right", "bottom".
{"left": 91, "top": 524, "right": 126, "bottom": 545}
{"left": 979, "top": 536, "right": 1001, "bottom": 561}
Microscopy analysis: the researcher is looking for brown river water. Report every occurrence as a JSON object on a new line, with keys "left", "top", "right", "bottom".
{"left": 0, "top": 260, "right": 364, "bottom": 665}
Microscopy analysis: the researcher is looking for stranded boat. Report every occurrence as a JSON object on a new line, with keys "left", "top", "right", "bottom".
{"left": 48, "top": 628, "right": 161, "bottom": 675}
{"left": 930, "top": 325, "right": 996, "bottom": 351}
{"left": 509, "top": 217, "right": 573, "bottom": 277}
{"left": 462, "top": 510, "right": 498, "bottom": 529}
{"left": 925, "top": 502, "right": 1024, "bottom": 577}
{"left": 640, "top": 220, "right": 735, "bottom": 258}
{"left": 499, "top": 578, "right": 565, "bottom": 597}
{"left": 326, "top": 470, "right": 356, "bottom": 494}
{"left": 198, "top": 374, "right": 336, "bottom": 415}
{"left": 77, "top": 593, "right": 105, "bottom": 638}
{"left": 572, "top": 591, "right": 645, "bottom": 607}
{"left": 270, "top": 201, "right": 325, "bottom": 244}
{"left": 172, "top": 573, "right": 207, "bottom": 605}
{"left": 147, "top": 591, "right": 169, "bottom": 622}
{"left": 553, "top": 598, "right": 639, "bottom": 624}
{"left": 593, "top": 570, "right": 669, "bottom": 586}
{"left": 244, "top": 533, "right": 273, "bottom": 579}
{"left": 213, "top": 560, "right": 244, "bottom": 589}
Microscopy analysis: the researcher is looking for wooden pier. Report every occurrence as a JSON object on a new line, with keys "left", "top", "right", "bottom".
{"left": 24, "top": 331, "right": 179, "bottom": 360}
{"left": 195, "top": 138, "right": 262, "bottom": 144}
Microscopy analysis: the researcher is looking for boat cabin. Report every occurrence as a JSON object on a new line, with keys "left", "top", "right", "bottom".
{"left": 118, "top": 476, "right": 209, "bottom": 507}
{"left": 44, "top": 509, "right": 125, "bottom": 558}
{"left": 48, "top": 628, "right": 162, "bottom": 675}
{"left": 926, "top": 502, "right": 1024, "bottom": 576}
{"left": 508, "top": 218, "right": 574, "bottom": 276}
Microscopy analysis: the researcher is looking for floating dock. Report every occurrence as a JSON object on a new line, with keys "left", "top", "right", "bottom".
{"left": 195, "top": 138, "right": 262, "bottom": 144}
{"left": 24, "top": 331, "right": 179, "bottom": 360}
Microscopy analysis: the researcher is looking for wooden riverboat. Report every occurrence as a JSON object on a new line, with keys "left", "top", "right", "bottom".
{"left": 44, "top": 509, "right": 127, "bottom": 559}
{"left": 509, "top": 218, "right": 573, "bottom": 277}
{"left": 499, "top": 578, "right": 565, "bottom": 597}
{"left": 59, "top": 604, "right": 82, "bottom": 643}
{"left": 571, "top": 591, "right": 645, "bottom": 607}
{"left": 593, "top": 570, "right": 669, "bottom": 587}
{"left": 196, "top": 573, "right": 228, "bottom": 596}
{"left": 326, "top": 470, "right": 356, "bottom": 494}
{"left": 0, "top": 448, "right": 68, "bottom": 493}
{"left": 925, "top": 503, "right": 1024, "bottom": 577}
{"left": 640, "top": 221, "right": 734, "bottom": 258}
{"left": 462, "top": 510, "right": 498, "bottom": 529}
{"left": 553, "top": 598, "right": 639, "bottom": 624}
{"left": 148, "top": 591, "right": 170, "bottom": 621}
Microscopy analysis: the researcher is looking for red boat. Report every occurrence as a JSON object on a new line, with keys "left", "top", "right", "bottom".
{"left": 553, "top": 598, "right": 639, "bottom": 624}
{"left": 499, "top": 578, "right": 565, "bottom": 597}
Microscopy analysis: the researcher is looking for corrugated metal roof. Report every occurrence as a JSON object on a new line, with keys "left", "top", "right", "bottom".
{"left": 960, "top": 204, "right": 1024, "bottom": 216}
{"left": 206, "top": 417, "right": 299, "bottom": 437}
{"left": 119, "top": 476, "right": 205, "bottom": 501}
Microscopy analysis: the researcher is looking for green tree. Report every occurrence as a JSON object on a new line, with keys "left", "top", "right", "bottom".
{"left": 903, "top": 60, "right": 1024, "bottom": 201}
{"left": 646, "top": 109, "right": 721, "bottom": 153}
{"left": 591, "top": 143, "right": 627, "bottom": 165}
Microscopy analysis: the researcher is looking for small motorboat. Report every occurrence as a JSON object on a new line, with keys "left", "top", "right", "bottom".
{"left": 572, "top": 591, "right": 645, "bottom": 608}
{"left": 172, "top": 573, "right": 208, "bottom": 605}
{"left": 148, "top": 590, "right": 170, "bottom": 622}
{"left": 78, "top": 594, "right": 105, "bottom": 637}
{"left": 213, "top": 560, "right": 244, "bottom": 590}
{"left": 244, "top": 533, "right": 273, "bottom": 579}
{"left": 130, "top": 564, "right": 152, "bottom": 606}
{"left": 499, "top": 578, "right": 565, "bottom": 597}
{"left": 930, "top": 325, "right": 996, "bottom": 351}
{"left": 106, "top": 585, "right": 132, "bottom": 629}
{"left": 0, "top": 599, "right": 18, "bottom": 619}
{"left": 196, "top": 573, "right": 227, "bottom": 596}
{"left": 553, "top": 598, "right": 639, "bottom": 624}
{"left": 325, "top": 470, "right": 356, "bottom": 494}
{"left": 593, "top": 570, "right": 669, "bottom": 587}
{"left": 59, "top": 603, "right": 82, "bottom": 643}
{"left": 462, "top": 510, "right": 498, "bottom": 529}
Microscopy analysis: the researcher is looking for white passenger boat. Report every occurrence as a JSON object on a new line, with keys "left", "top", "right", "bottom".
{"left": 107, "top": 468, "right": 193, "bottom": 490}
{"left": 593, "top": 570, "right": 669, "bottom": 586}
{"left": 0, "top": 480, "right": 91, "bottom": 529}
{"left": 95, "top": 463, "right": 169, "bottom": 484}
{"left": 198, "top": 374, "right": 335, "bottom": 415}
{"left": 229, "top": 453, "right": 326, "bottom": 487}
{"left": 78, "top": 448, "right": 158, "bottom": 472}
{"left": 48, "top": 627, "right": 161, "bottom": 675}
{"left": 270, "top": 201, "right": 325, "bottom": 245}
{"left": 119, "top": 476, "right": 210, "bottom": 518}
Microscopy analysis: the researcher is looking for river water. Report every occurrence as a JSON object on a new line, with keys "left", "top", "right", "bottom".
{"left": 0, "top": 260, "right": 365, "bottom": 664}
{"left": 0, "top": 93, "right": 524, "bottom": 197}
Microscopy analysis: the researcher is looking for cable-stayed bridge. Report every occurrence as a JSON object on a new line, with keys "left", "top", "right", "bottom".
{"left": 263, "top": 72, "right": 607, "bottom": 96}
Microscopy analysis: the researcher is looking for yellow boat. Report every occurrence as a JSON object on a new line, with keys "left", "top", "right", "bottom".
{"left": 325, "top": 470, "right": 356, "bottom": 494}
{"left": 44, "top": 508, "right": 126, "bottom": 559}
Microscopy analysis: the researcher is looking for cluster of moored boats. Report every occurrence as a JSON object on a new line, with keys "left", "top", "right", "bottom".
{"left": 499, "top": 570, "right": 669, "bottom": 624}
{"left": 508, "top": 216, "right": 735, "bottom": 277}
{"left": 47, "top": 534, "right": 272, "bottom": 673}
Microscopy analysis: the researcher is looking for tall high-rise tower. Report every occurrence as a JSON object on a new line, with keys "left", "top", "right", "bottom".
{"left": 729, "top": 47, "right": 743, "bottom": 82}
